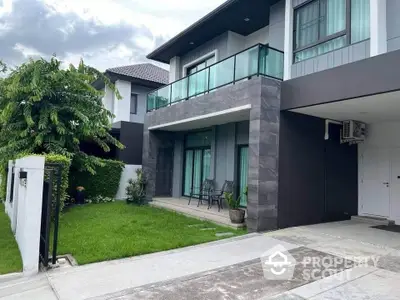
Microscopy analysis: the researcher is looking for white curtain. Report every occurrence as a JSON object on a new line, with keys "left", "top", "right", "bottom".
{"left": 324, "top": 0, "right": 346, "bottom": 36}
{"left": 296, "top": 0, "right": 319, "bottom": 49}
{"left": 351, "top": 0, "right": 370, "bottom": 43}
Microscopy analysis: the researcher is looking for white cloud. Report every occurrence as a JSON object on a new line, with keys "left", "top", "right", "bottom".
{"left": 13, "top": 43, "right": 45, "bottom": 58}
{"left": 1, "top": 0, "right": 226, "bottom": 71}
{"left": 0, "top": 0, "right": 13, "bottom": 17}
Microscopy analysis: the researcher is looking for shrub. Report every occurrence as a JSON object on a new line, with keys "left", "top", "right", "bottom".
{"left": 43, "top": 154, "right": 71, "bottom": 212}
{"left": 126, "top": 168, "right": 147, "bottom": 205}
{"left": 85, "top": 195, "right": 115, "bottom": 204}
{"left": 69, "top": 159, "right": 124, "bottom": 198}
{"left": 0, "top": 166, "right": 7, "bottom": 202}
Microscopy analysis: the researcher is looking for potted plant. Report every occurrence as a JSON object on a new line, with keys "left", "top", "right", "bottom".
{"left": 75, "top": 186, "right": 85, "bottom": 205}
{"left": 225, "top": 188, "right": 246, "bottom": 224}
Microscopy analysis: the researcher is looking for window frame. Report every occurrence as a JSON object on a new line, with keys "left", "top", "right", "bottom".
{"left": 130, "top": 93, "right": 138, "bottom": 115}
{"left": 293, "top": 0, "right": 352, "bottom": 58}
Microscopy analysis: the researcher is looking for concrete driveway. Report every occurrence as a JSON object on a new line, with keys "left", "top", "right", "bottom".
{"left": 1, "top": 220, "right": 400, "bottom": 299}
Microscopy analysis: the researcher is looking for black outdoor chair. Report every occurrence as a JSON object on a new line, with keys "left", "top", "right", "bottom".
{"left": 210, "top": 180, "right": 234, "bottom": 212}
{"left": 188, "top": 179, "right": 214, "bottom": 208}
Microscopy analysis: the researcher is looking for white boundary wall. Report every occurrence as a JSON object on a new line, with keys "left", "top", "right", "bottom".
{"left": 4, "top": 156, "right": 45, "bottom": 276}
{"left": 115, "top": 164, "right": 141, "bottom": 200}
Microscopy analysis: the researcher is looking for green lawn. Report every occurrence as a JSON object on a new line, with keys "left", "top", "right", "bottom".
{"left": 0, "top": 203, "right": 22, "bottom": 275}
{"left": 56, "top": 202, "right": 246, "bottom": 265}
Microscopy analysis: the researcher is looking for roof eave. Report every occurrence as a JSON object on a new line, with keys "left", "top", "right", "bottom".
{"left": 146, "top": 0, "right": 238, "bottom": 63}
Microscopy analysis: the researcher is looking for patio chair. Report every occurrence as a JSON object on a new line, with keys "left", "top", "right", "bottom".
{"left": 188, "top": 179, "right": 214, "bottom": 208}
{"left": 210, "top": 180, "right": 234, "bottom": 212}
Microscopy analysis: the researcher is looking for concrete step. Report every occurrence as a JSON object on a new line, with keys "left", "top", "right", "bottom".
{"left": 0, "top": 274, "right": 49, "bottom": 298}
{"left": 351, "top": 215, "right": 394, "bottom": 226}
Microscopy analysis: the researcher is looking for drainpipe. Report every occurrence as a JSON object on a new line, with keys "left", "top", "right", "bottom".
{"left": 324, "top": 119, "right": 342, "bottom": 140}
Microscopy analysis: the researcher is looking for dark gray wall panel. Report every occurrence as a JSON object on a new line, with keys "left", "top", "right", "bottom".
{"left": 116, "top": 121, "right": 144, "bottom": 165}
{"left": 278, "top": 112, "right": 326, "bottom": 228}
{"left": 278, "top": 112, "right": 358, "bottom": 228}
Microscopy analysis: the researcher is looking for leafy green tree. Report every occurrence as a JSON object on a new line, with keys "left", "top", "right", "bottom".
{"left": 0, "top": 57, "right": 123, "bottom": 173}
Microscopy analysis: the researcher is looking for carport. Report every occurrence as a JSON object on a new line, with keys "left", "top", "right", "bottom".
{"left": 291, "top": 90, "right": 400, "bottom": 225}
{"left": 279, "top": 48, "right": 400, "bottom": 228}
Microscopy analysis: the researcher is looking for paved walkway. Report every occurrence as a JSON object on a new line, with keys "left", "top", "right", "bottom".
{"left": 1, "top": 220, "right": 400, "bottom": 299}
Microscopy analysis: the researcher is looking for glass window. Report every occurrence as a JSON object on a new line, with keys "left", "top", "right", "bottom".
{"left": 294, "top": 0, "right": 346, "bottom": 51}
{"left": 187, "top": 56, "right": 215, "bottom": 75}
{"left": 294, "top": 35, "right": 347, "bottom": 63}
{"left": 351, "top": 0, "right": 370, "bottom": 43}
{"left": 294, "top": 0, "right": 370, "bottom": 63}
{"left": 130, "top": 94, "right": 137, "bottom": 115}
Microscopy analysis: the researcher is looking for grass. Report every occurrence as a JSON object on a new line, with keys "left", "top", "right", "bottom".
{"left": 56, "top": 202, "right": 246, "bottom": 265}
{"left": 0, "top": 203, "right": 22, "bottom": 275}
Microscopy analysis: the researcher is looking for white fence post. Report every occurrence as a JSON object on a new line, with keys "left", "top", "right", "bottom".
{"left": 7, "top": 155, "right": 46, "bottom": 276}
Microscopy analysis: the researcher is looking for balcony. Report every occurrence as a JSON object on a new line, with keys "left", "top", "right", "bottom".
{"left": 147, "top": 44, "right": 284, "bottom": 112}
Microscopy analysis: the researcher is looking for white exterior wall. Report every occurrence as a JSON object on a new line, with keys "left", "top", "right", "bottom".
{"left": 114, "top": 80, "right": 131, "bottom": 123}
{"left": 358, "top": 121, "right": 400, "bottom": 223}
{"left": 103, "top": 86, "right": 114, "bottom": 119}
{"left": 102, "top": 80, "right": 150, "bottom": 124}
{"left": 5, "top": 156, "right": 45, "bottom": 276}
{"left": 115, "top": 164, "right": 141, "bottom": 200}
{"left": 370, "top": 0, "right": 387, "bottom": 56}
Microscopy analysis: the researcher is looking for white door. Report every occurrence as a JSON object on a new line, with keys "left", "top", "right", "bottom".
{"left": 390, "top": 149, "right": 400, "bottom": 224}
{"left": 360, "top": 149, "right": 390, "bottom": 217}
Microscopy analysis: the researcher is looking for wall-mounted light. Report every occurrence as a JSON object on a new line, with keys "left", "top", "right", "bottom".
{"left": 244, "top": 17, "right": 250, "bottom": 22}
{"left": 189, "top": 41, "right": 195, "bottom": 45}
{"left": 19, "top": 171, "right": 27, "bottom": 179}
{"left": 19, "top": 170, "right": 27, "bottom": 187}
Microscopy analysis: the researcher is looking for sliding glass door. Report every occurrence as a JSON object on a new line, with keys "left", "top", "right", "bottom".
{"left": 238, "top": 146, "right": 249, "bottom": 207}
{"left": 183, "top": 148, "right": 211, "bottom": 197}
{"left": 183, "top": 131, "right": 212, "bottom": 197}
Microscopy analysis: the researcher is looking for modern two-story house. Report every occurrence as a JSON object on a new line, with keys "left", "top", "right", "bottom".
{"left": 143, "top": 0, "right": 400, "bottom": 232}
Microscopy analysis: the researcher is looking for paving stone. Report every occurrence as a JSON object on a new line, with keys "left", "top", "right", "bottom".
{"left": 215, "top": 232, "right": 235, "bottom": 237}
{"left": 186, "top": 224, "right": 204, "bottom": 228}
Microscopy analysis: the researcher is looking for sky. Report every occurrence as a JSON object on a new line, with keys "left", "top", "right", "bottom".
{"left": 0, "top": 0, "right": 225, "bottom": 71}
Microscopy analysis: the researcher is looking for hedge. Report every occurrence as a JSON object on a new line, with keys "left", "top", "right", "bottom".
{"left": 0, "top": 153, "right": 71, "bottom": 211}
{"left": 43, "top": 154, "right": 72, "bottom": 212}
{"left": 69, "top": 159, "right": 124, "bottom": 199}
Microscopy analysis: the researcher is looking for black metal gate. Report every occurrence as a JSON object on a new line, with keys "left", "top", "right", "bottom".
{"left": 39, "top": 163, "right": 63, "bottom": 268}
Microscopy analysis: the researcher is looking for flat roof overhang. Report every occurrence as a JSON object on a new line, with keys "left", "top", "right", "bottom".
{"left": 148, "top": 104, "right": 251, "bottom": 131}
{"left": 147, "top": 0, "right": 280, "bottom": 64}
{"left": 291, "top": 90, "right": 400, "bottom": 123}
{"left": 281, "top": 48, "right": 400, "bottom": 112}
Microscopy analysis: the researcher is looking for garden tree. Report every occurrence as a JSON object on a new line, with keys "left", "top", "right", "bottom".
{"left": 0, "top": 57, "right": 123, "bottom": 173}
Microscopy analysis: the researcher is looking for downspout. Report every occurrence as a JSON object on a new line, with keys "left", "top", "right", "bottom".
{"left": 324, "top": 119, "right": 342, "bottom": 140}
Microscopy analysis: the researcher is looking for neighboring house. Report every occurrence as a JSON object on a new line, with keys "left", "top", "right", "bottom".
{"left": 143, "top": 0, "right": 399, "bottom": 232}
{"left": 95, "top": 63, "right": 168, "bottom": 199}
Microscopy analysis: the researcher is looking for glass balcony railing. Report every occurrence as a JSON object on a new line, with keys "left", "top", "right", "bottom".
{"left": 147, "top": 44, "right": 284, "bottom": 112}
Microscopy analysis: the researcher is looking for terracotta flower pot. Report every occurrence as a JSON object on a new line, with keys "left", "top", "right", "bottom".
{"left": 229, "top": 209, "right": 245, "bottom": 224}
